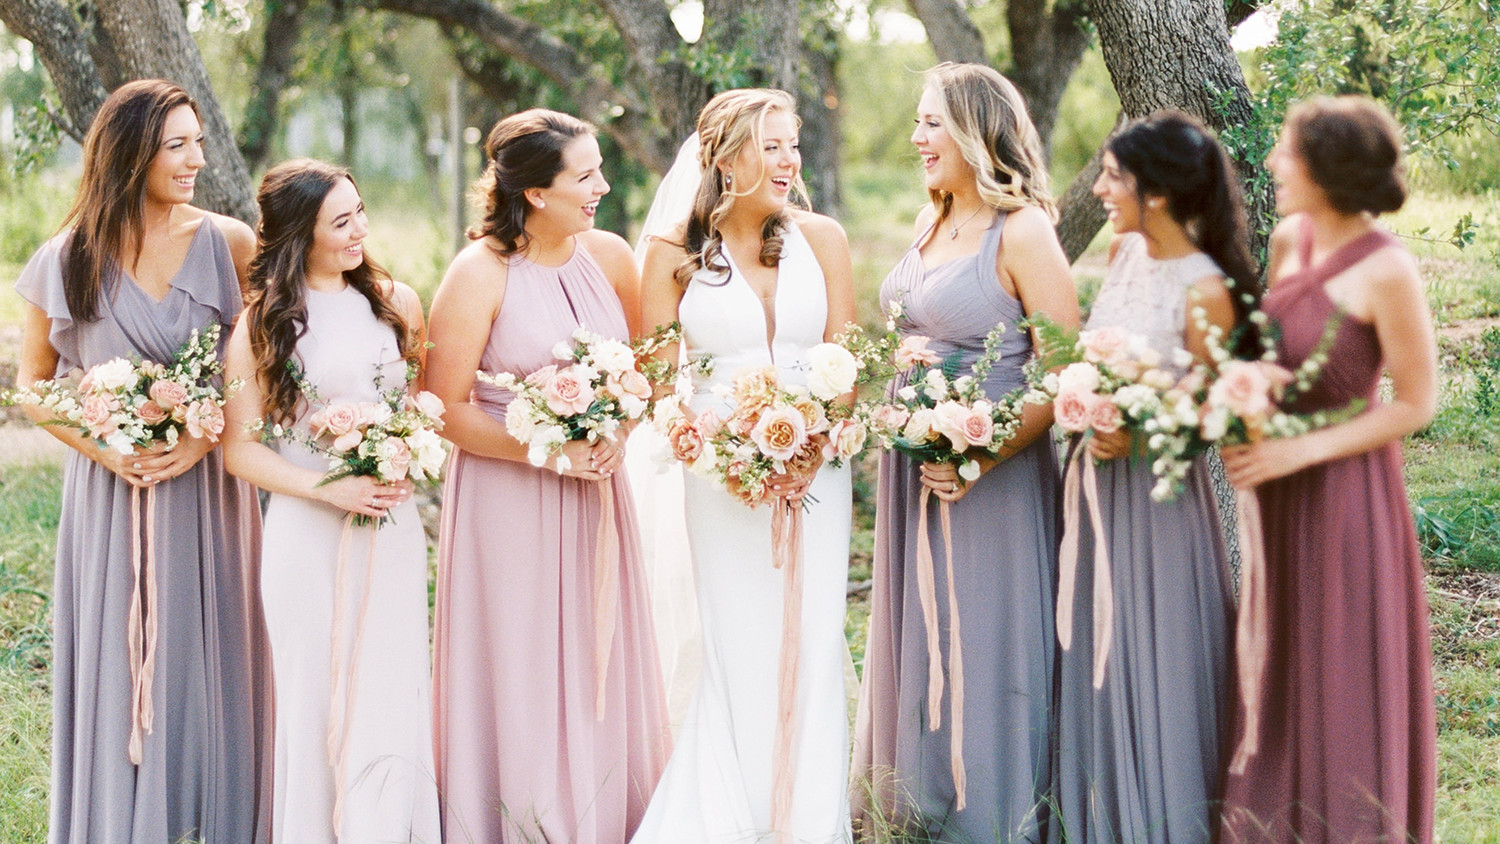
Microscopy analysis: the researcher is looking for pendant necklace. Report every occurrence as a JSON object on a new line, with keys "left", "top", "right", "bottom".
{"left": 948, "top": 204, "right": 987, "bottom": 239}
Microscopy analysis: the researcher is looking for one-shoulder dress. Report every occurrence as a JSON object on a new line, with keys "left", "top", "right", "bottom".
{"left": 1051, "top": 233, "right": 1235, "bottom": 843}
{"left": 15, "top": 220, "right": 272, "bottom": 844}
{"left": 1220, "top": 223, "right": 1435, "bottom": 843}
{"left": 853, "top": 215, "right": 1060, "bottom": 843}
{"left": 434, "top": 241, "right": 670, "bottom": 843}
{"left": 259, "top": 282, "right": 441, "bottom": 842}
{"left": 632, "top": 220, "right": 854, "bottom": 844}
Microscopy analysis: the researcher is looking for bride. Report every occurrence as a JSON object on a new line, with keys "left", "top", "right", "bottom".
{"left": 630, "top": 88, "right": 857, "bottom": 843}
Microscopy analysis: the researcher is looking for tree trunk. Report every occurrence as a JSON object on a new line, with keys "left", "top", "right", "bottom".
{"left": 907, "top": 0, "right": 986, "bottom": 65}
{"left": 1005, "top": 0, "right": 1091, "bottom": 147}
{"left": 239, "top": 0, "right": 305, "bottom": 174}
{"left": 799, "top": 20, "right": 842, "bottom": 214}
{"left": 90, "top": 0, "right": 257, "bottom": 220}
{"left": 0, "top": 0, "right": 108, "bottom": 140}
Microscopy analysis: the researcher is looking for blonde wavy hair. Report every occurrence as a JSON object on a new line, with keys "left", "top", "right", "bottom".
{"left": 673, "top": 88, "right": 809, "bottom": 287}
{"left": 922, "top": 62, "right": 1057, "bottom": 226}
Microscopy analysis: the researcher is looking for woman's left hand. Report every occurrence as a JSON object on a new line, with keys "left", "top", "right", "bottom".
{"left": 1222, "top": 437, "right": 1316, "bottom": 489}
{"left": 919, "top": 461, "right": 972, "bottom": 503}
{"left": 1085, "top": 428, "right": 1135, "bottom": 461}
{"left": 129, "top": 434, "right": 218, "bottom": 486}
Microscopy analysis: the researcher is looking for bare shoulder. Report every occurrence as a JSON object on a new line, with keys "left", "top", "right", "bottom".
{"left": 205, "top": 211, "right": 255, "bottom": 252}
{"left": 389, "top": 280, "right": 424, "bottom": 318}
{"left": 578, "top": 228, "right": 634, "bottom": 265}
{"left": 1001, "top": 204, "right": 1057, "bottom": 241}
{"left": 913, "top": 204, "right": 937, "bottom": 236}
{"left": 436, "top": 240, "right": 507, "bottom": 306}
{"left": 788, "top": 209, "right": 849, "bottom": 247}
{"left": 1364, "top": 238, "right": 1421, "bottom": 294}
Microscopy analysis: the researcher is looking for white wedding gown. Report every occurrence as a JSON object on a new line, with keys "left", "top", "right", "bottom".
{"left": 631, "top": 221, "right": 853, "bottom": 843}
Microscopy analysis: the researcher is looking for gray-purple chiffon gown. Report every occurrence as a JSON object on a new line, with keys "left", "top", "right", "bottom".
{"left": 15, "top": 219, "right": 272, "bottom": 844}
{"left": 853, "top": 214, "right": 1060, "bottom": 843}
{"left": 1050, "top": 233, "right": 1234, "bottom": 843}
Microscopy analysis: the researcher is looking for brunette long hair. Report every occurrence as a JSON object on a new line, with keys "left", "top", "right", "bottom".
{"left": 244, "top": 159, "right": 412, "bottom": 424}
{"left": 673, "top": 88, "right": 809, "bottom": 288}
{"left": 1107, "top": 111, "right": 1262, "bottom": 357}
{"left": 59, "top": 79, "right": 198, "bottom": 322}
{"left": 469, "top": 108, "right": 595, "bottom": 256}
{"left": 921, "top": 63, "right": 1056, "bottom": 229}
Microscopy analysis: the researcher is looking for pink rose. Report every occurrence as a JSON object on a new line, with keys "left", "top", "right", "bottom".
{"left": 959, "top": 407, "right": 995, "bottom": 447}
{"left": 823, "top": 418, "right": 867, "bottom": 461}
{"left": 148, "top": 379, "right": 189, "bottom": 409}
{"left": 136, "top": 400, "right": 169, "bottom": 426}
{"left": 694, "top": 409, "right": 723, "bottom": 438}
{"left": 523, "top": 365, "right": 559, "bottom": 389}
{"left": 869, "top": 403, "right": 911, "bottom": 434}
{"left": 315, "top": 404, "right": 362, "bottom": 439}
{"left": 409, "top": 390, "right": 446, "bottom": 422}
{"left": 543, "top": 366, "right": 596, "bottom": 416}
{"left": 618, "top": 369, "right": 653, "bottom": 399}
{"left": 750, "top": 405, "right": 808, "bottom": 462}
{"left": 80, "top": 394, "right": 119, "bottom": 437}
{"left": 1053, "top": 387, "right": 1096, "bottom": 432}
{"left": 667, "top": 417, "right": 705, "bottom": 462}
{"left": 1089, "top": 398, "right": 1124, "bottom": 434}
{"left": 185, "top": 401, "right": 226, "bottom": 441}
{"left": 383, "top": 438, "right": 412, "bottom": 478}
{"left": 793, "top": 396, "right": 830, "bottom": 435}
{"left": 894, "top": 336, "right": 941, "bottom": 371}
{"left": 1081, "top": 326, "right": 1130, "bottom": 367}
{"left": 1208, "top": 362, "right": 1276, "bottom": 420}
{"left": 931, "top": 401, "right": 973, "bottom": 451}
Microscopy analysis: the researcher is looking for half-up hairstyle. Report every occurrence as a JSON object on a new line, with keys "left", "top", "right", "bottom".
{"left": 59, "top": 79, "right": 198, "bottom": 323}
{"left": 1285, "top": 96, "right": 1406, "bottom": 216}
{"left": 244, "top": 159, "right": 413, "bottom": 425}
{"left": 673, "top": 88, "right": 809, "bottom": 288}
{"left": 469, "top": 108, "right": 595, "bottom": 256}
{"left": 922, "top": 63, "right": 1057, "bottom": 227}
{"left": 1108, "top": 111, "right": 1262, "bottom": 358}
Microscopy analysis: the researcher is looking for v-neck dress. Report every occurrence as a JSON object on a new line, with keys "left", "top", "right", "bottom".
{"left": 631, "top": 221, "right": 854, "bottom": 843}
{"left": 852, "top": 215, "right": 1060, "bottom": 843}
{"left": 15, "top": 220, "right": 272, "bottom": 844}
{"left": 433, "top": 240, "right": 670, "bottom": 843}
{"left": 1219, "top": 223, "right": 1435, "bottom": 843}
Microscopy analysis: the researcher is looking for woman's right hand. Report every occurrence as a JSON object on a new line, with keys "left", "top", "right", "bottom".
{"left": 1085, "top": 428, "right": 1135, "bottom": 461}
{"left": 548, "top": 437, "right": 624, "bottom": 482}
{"left": 93, "top": 447, "right": 160, "bottom": 488}
{"left": 316, "top": 475, "right": 413, "bottom": 519}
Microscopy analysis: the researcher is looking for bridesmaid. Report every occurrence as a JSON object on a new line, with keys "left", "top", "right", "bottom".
{"left": 223, "top": 159, "right": 440, "bottom": 842}
{"left": 1220, "top": 97, "right": 1436, "bottom": 843}
{"left": 1050, "top": 112, "right": 1258, "bottom": 842}
{"left": 13, "top": 79, "right": 271, "bottom": 843}
{"left": 426, "top": 108, "right": 669, "bottom": 843}
{"left": 852, "top": 62, "right": 1079, "bottom": 843}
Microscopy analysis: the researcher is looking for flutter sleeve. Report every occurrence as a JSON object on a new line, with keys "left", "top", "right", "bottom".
{"left": 13, "top": 233, "right": 80, "bottom": 375}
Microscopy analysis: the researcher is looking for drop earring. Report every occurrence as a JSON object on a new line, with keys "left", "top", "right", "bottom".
{"left": 724, "top": 172, "right": 733, "bottom": 186}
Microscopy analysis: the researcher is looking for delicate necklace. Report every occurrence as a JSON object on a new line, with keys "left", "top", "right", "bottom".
{"left": 948, "top": 204, "right": 987, "bottom": 239}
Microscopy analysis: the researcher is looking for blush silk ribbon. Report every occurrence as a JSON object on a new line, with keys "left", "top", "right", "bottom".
{"left": 1055, "top": 446, "right": 1115, "bottom": 689}
{"left": 768, "top": 496, "right": 805, "bottom": 844}
{"left": 914, "top": 485, "right": 967, "bottom": 810}
{"left": 1229, "top": 490, "right": 1269, "bottom": 775}
{"left": 127, "top": 484, "right": 159, "bottom": 766}
{"left": 593, "top": 479, "right": 620, "bottom": 721}
{"left": 328, "top": 513, "right": 380, "bottom": 836}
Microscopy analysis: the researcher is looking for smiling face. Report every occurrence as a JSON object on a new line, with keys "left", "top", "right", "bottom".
{"left": 144, "top": 104, "right": 205, "bottom": 207}
{"left": 911, "top": 86, "right": 975, "bottom": 195}
{"left": 530, "top": 133, "right": 609, "bottom": 235}
{"left": 722, "top": 108, "right": 800, "bottom": 215}
{"left": 306, "top": 177, "right": 368, "bottom": 281}
{"left": 1092, "top": 150, "right": 1145, "bottom": 234}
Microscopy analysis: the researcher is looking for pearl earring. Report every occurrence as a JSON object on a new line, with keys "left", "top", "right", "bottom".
{"left": 725, "top": 172, "right": 733, "bottom": 186}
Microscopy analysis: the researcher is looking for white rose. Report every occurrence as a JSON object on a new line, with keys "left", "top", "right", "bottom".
{"left": 552, "top": 340, "right": 575, "bottom": 360}
{"left": 406, "top": 428, "right": 448, "bottom": 478}
{"left": 90, "top": 358, "right": 140, "bottom": 392}
{"left": 618, "top": 393, "right": 648, "bottom": 419}
{"left": 806, "top": 343, "right": 859, "bottom": 401}
{"left": 1057, "top": 362, "right": 1101, "bottom": 393}
{"left": 897, "top": 385, "right": 919, "bottom": 402}
{"left": 588, "top": 339, "right": 637, "bottom": 375}
{"left": 1200, "top": 405, "right": 1229, "bottom": 441}
{"left": 505, "top": 397, "right": 540, "bottom": 443}
{"left": 1041, "top": 372, "right": 1060, "bottom": 395}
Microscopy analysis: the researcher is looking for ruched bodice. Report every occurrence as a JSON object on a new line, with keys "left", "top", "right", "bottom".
{"left": 471, "top": 242, "right": 632, "bottom": 420}
{"left": 879, "top": 214, "right": 1031, "bottom": 396}
{"left": 680, "top": 221, "right": 828, "bottom": 412}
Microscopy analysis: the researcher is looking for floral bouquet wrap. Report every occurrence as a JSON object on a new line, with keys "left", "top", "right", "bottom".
{"left": 3, "top": 322, "right": 236, "bottom": 765}
{"left": 475, "top": 324, "right": 679, "bottom": 721}
{"left": 858, "top": 319, "right": 1027, "bottom": 809}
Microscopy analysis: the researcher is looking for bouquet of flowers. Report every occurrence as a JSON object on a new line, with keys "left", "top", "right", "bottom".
{"left": 864, "top": 323, "right": 1029, "bottom": 485}
{"left": 476, "top": 325, "right": 679, "bottom": 471}
{"left": 3, "top": 322, "right": 236, "bottom": 766}
{"left": 5, "top": 323, "right": 235, "bottom": 453}
{"left": 652, "top": 341, "right": 867, "bottom": 507}
{"left": 254, "top": 361, "right": 448, "bottom": 524}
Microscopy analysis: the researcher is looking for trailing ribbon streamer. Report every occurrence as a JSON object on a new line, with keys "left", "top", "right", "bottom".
{"left": 327, "top": 514, "right": 380, "bottom": 835}
{"left": 1054, "top": 446, "right": 1115, "bottom": 689}
{"left": 593, "top": 480, "right": 620, "bottom": 721}
{"left": 914, "top": 485, "right": 968, "bottom": 808}
{"left": 1229, "top": 490, "right": 1269, "bottom": 775}
{"left": 768, "top": 497, "right": 805, "bottom": 844}
{"left": 127, "top": 484, "right": 160, "bottom": 765}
